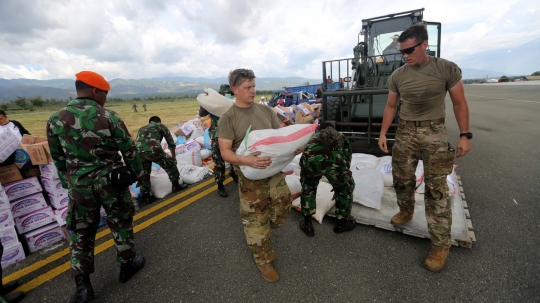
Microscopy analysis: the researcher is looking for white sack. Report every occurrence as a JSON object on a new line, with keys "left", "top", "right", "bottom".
{"left": 282, "top": 163, "right": 300, "bottom": 175}
{"left": 375, "top": 159, "right": 424, "bottom": 188}
{"left": 177, "top": 165, "right": 212, "bottom": 184}
{"left": 285, "top": 174, "right": 302, "bottom": 198}
{"left": 290, "top": 153, "right": 302, "bottom": 166}
{"left": 351, "top": 153, "right": 378, "bottom": 169}
{"left": 196, "top": 88, "right": 234, "bottom": 117}
{"left": 161, "top": 131, "right": 178, "bottom": 149}
{"left": 236, "top": 124, "right": 317, "bottom": 180}
{"left": 176, "top": 150, "right": 203, "bottom": 167}
{"left": 181, "top": 140, "right": 201, "bottom": 154}
{"left": 195, "top": 136, "right": 205, "bottom": 147}
{"left": 150, "top": 173, "right": 184, "bottom": 199}
{"left": 200, "top": 149, "right": 212, "bottom": 159}
{"left": 189, "top": 127, "right": 205, "bottom": 142}
{"left": 352, "top": 167, "right": 384, "bottom": 210}
{"left": 291, "top": 181, "right": 335, "bottom": 224}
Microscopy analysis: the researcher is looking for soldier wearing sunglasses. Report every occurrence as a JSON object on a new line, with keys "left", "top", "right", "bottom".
{"left": 378, "top": 24, "right": 471, "bottom": 272}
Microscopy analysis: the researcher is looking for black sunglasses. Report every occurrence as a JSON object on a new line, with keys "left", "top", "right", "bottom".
{"left": 232, "top": 69, "right": 253, "bottom": 87}
{"left": 399, "top": 40, "right": 424, "bottom": 55}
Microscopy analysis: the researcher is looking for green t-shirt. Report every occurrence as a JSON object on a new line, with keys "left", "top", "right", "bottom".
{"left": 387, "top": 57, "right": 462, "bottom": 121}
{"left": 216, "top": 103, "right": 281, "bottom": 152}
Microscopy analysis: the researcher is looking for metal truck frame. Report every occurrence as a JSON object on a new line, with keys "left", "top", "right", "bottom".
{"left": 320, "top": 8, "right": 441, "bottom": 156}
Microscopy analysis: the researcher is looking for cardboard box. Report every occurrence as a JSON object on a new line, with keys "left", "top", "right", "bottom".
{"left": 48, "top": 192, "right": 69, "bottom": 210}
{"left": 0, "top": 208, "right": 15, "bottom": 229}
{"left": 0, "top": 165, "right": 23, "bottom": 185}
{"left": 39, "top": 162, "right": 59, "bottom": 180}
{"left": 0, "top": 226, "right": 19, "bottom": 248}
{"left": 1, "top": 242, "right": 26, "bottom": 269}
{"left": 10, "top": 193, "right": 48, "bottom": 217}
{"left": 14, "top": 206, "right": 56, "bottom": 234}
{"left": 21, "top": 135, "right": 38, "bottom": 144}
{"left": 54, "top": 206, "right": 68, "bottom": 226}
{"left": 0, "top": 129, "right": 21, "bottom": 164}
{"left": 3, "top": 176, "right": 43, "bottom": 201}
{"left": 22, "top": 223, "right": 65, "bottom": 253}
{"left": 14, "top": 140, "right": 51, "bottom": 168}
{"left": 0, "top": 190, "right": 10, "bottom": 211}
{"left": 41, "top": 176, "right": 67, "bottom": 197}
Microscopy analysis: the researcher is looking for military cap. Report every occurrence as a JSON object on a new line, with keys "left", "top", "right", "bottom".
{"left": 76, "top": 71, "right": 111, "bottom": 91}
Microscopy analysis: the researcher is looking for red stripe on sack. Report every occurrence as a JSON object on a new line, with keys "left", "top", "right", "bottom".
{"left": 250, "top": 124, "right": 317, "bottom": 149}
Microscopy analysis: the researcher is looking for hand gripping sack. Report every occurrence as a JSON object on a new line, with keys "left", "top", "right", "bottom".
{"left": 236, "top": 124, "right": 317, "bottom": 180}
{"left": 196, "top": 88, "right": 234, "bottom": 117}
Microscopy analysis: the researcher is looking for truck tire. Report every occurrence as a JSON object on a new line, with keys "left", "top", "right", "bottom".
{"left": 326, "top": 97, "right": 341, "bottom": 122}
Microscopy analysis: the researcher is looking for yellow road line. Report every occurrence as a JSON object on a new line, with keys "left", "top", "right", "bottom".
{"left": 2, "top": 177, "right": 219, "bottom": 284}
{"left": 13, "top": 179, "right": 232, "bottom": 293}
{"left": 468, "top": 94, "right": 540, "bottom": 104}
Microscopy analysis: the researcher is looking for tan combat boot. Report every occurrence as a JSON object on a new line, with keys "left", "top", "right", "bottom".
{"left": 424, "top": 247, "right": 450, "bottom": 272}
{"left": 257, "top": 262, "right": 279, "bottom": 282}
{"left": 390, "top": 211, "right": 413, "bottom": 226}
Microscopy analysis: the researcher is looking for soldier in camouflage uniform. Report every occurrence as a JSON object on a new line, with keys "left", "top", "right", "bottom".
{"left": 47, "top": 71, "right": 146, "bottom": 303}
{"left": 299, "top": 123, "right": 356, "bottom": 237}
{"left": 199, "top": 84, "right": 238, "bottom": 198}
{"left": 136, "top": 116, "right": 187, "bottom": 204}
{"left": 378, "top": 24, "right": 471, "bottom": 272}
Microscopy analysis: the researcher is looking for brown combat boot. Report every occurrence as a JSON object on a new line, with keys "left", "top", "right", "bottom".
{"left": 390, "top": 211, "right": 413, "bottom": 226}
{"left": 257, "top": 262, "right": 279, "bottom": 282}
{"left": 424, "top": 246, "right": 450, "bottom": 272}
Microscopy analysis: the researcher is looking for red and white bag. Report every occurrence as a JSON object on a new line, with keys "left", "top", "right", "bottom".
{"left": 236, "top": 124, "right": 317, "bottom": 180}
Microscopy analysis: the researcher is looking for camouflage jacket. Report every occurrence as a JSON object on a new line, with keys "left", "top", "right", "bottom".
{"left": 303, "top": 128, "right": 353, "bottom": 168}
{"left": 135, "top": 122, "right": 175, "bottom": 153}
{"left": 199, "top": 106, "right": 219, "bottom": 140}
{"left": 46, "top": 98, "right": 143, "bottom": 189}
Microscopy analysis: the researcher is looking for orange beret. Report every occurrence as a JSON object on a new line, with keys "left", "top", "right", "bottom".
{"left": 75, "top": 71, "right": 110, "bottom": 91}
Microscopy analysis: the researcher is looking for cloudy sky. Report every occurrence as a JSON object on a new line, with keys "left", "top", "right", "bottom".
{"left": 0, "top": 0, "right": 539, "bottom": 80}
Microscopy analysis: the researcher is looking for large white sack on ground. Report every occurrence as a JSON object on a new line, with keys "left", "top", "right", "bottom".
{"left": 196, "top": 88, "right": 234, "bottom": 117}
{"left": 200, "top": 149, "right": 212, "bottom": 159}
{"left": 236, "top": 124, "right": 318, "bottom": 180}
{"left": 352, "top": 167, "right": 384, "bottom": 210}
{"left": 351, "top": 153, "right": 378, "bottom": 169}
{"left": 292, "top": 181, "right": 336, "bottom": 224}
{"left": 150, "top": 173, "right": 184, "bottom": 199}
{"left": 195, "top": 136, "right": 205, "bottom": 147}
{"left": 375, "top": 159, "right": 424, "bottom": 187}
{"left": 177, "top": 165, "right": 212, "bottom": 184}
{"left": 176, "top": 150, "right": 203, "bottom": 166}
{"left": 290, "top": 153, "right": 302, "bottom": 166}
{"left": 285, "top": 174, "right": 302, "bottom": 198}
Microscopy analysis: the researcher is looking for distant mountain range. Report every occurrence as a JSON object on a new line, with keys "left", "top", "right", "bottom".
{"left": 0, "top": 67, "right": 521, "bottom": 102}
{"left": 0, "top": 77, "right": 322, "bottom": 102}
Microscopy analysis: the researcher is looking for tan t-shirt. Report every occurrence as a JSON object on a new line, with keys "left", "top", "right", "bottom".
{"left": 216, "top": 103, "right": 282, "bottom": 152}
{"left": 387, "top": 57, "right": 462, "bottom": 121}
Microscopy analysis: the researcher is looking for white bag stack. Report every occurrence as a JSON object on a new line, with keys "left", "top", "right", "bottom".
{"left": 236, "top": 124, "right": 317, "bottom": 180}
{"left": 351, "top": 167, "right": 384, "bottom": 210}
{"left": 196, "top": 88, "right": 234, "bottom": 117}
{"left": 150, "top": 173, "right": 184, "bottom": 199}
{"left": 175, "top": 150, "right": 203, "bottom": 167}
{"left": 177, "top": 165, "right": 212, "bottom": 184}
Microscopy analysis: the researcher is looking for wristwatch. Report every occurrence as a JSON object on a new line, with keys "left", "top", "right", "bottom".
{"left": 460, "top": 132, "right": 473, "bottom": 139}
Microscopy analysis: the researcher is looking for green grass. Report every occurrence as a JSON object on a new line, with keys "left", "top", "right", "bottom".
{"left": 9, "top": 96, "right": 269, "bottom": 138}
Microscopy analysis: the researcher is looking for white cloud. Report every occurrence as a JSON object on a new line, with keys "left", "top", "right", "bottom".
{"left": 0, "top": 0, "right": 538, "bottom": 80}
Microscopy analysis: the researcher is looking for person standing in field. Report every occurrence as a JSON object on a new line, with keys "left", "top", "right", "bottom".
{"left": 47, "top": 71, "right": 146, "bottom": 303}
{"left": 132, "top": 103, "right": 138, "bottom": 112}
{"left": 378, "top": 24, "right": 471, "bottom": 272}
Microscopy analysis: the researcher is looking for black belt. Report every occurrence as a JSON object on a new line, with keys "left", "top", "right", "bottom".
{"left": 402, "top": 118, "right": 445, "bottom": 127}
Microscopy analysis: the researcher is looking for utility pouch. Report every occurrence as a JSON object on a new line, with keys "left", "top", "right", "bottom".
{"left": 109, "top": 166, "right": 137, "bottom": 188}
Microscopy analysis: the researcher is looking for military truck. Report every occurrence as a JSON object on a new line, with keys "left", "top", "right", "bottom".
{"left": 320, "top": 8, "right": 441, "bottom": 155}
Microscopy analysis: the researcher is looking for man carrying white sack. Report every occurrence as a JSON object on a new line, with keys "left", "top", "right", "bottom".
{"left": 217, "top": 68, "right": 294, "bottom": 283}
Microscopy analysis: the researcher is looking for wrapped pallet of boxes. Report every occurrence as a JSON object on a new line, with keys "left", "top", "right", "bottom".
{"left": 41, "top": 177, "right": 69, "bottom": 210}
{"left": 0, "top": 128, "right": 21, "bottom": 164}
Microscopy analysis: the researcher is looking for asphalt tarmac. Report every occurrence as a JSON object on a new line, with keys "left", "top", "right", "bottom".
{"left": 4, "top": 81, "right": 540, "bottom": 302}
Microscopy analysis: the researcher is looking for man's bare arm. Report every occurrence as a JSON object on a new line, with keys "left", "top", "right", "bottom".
{"left": 218, "top": 138, "right": 272, "bottom": 169}
{"left": 378, "top": 90, "right": 400, "bottom": 153}
{"left": 448, "top": 81, "right": 471, "bottom": 157}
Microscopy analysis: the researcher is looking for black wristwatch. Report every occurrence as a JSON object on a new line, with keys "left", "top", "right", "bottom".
{"left": 460, "top": 132, "right": 473, "bottom": 139}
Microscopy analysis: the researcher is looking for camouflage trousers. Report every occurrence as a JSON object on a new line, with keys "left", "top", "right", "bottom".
{"left": 299, "top": 146, "right": 355, "bottom": 220}
{"left": 236, "top": 169, "right": 292, "bottom": 265}
{"left": 211, "top": 139, "right": 235, "bottom": 183}
{"left": 392, "top": 121, "right": 455, "bottom": 249}
{"left": 67, "top": 175, "right": 136, "bottom": 277}
{"left": 139, "top": 149, "right": 180, "bottom": 193}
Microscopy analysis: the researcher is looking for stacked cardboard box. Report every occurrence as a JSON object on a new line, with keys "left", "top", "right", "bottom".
{"left": 0, "top": 179, "right": 25, "bottom": 269}
{"left": 0, "top": 129, "right": 21, "bottom": 164}
{"left": 271, "top": 103, "right": 321, "bottom": 126}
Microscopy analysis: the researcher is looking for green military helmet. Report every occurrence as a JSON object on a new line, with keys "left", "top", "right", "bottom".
{"left": 219, "top": 84, "right": 234, "bottom": 96}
